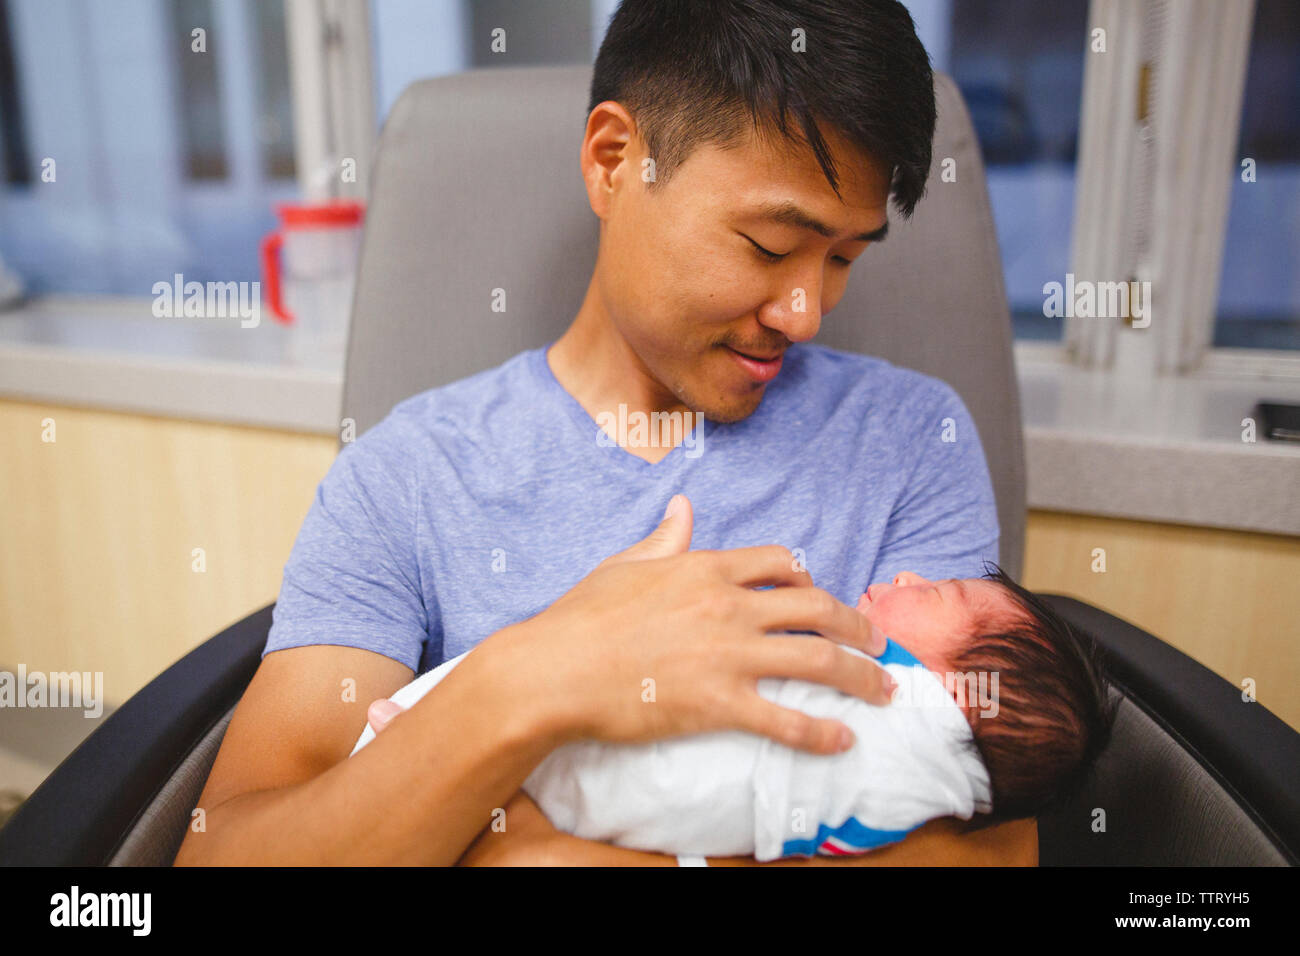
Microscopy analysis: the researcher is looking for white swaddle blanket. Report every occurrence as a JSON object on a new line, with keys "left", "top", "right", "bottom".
{"left": 350, "top": 638, "right": 992, "bottom": 860}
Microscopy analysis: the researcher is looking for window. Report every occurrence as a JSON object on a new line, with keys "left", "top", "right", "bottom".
{"left": 1212, "top": 0, "right": 1300, "bottom": 352}
{"left": 172, "top": 0, "right": 229, "bottom": 180}
{"left": 252, "top": 0, "right": 296, "bottom": 180}
{"left": 0, "top": 0, "right": 30, "bottom": 187}
{"left": 0, "top": 0, "right": 296, "bottom": 296}
{"left": 369, "top": 0, "right": 600, "bottom": 126}
{"left": 913, "top": 0, "right": 1091, "bottom": 343}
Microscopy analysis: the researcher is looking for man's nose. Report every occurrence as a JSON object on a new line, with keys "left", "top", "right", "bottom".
{"left": 760, "top": 311, "right": 820, "bottom": 344}
{"left": 759, "top": 290, "right": 822, "bottom": 342}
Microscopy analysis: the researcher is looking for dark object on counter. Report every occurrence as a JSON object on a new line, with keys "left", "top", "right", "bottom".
{"left": 1254, "top": 401, "right": 1300, "bottom": 442}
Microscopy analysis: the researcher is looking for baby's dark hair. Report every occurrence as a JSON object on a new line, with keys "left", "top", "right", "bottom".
{"left": 952, "top": 561, "right": 1117, "bottom": 829}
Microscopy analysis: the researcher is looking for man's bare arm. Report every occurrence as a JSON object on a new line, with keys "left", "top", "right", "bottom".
{"left": 174, "top": 636, "right": 567, "bottom": 866}
{"left": 454, "top": 791, "right": 1037, "bottom": 866}
{"left": 545, "top": 817, "right": 1037, "bottom": 866}
{"left": 706, "top": 817, "right": 1038, "bottom": 866}
{"left": 515, "top": 817, "right": 1037, "bottom": 866}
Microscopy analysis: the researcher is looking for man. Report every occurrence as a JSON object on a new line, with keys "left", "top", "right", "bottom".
{"left": 175, "top": 0, "right": 1035, "bottom": 866}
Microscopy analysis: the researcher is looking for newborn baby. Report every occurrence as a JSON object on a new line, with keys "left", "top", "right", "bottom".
{"left": 350, "top": 562, "right": 1114, "bottom": 860}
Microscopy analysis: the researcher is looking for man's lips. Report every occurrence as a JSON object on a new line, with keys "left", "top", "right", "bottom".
{"left": 726, "top": 346, "right": 784, "bottom": 382}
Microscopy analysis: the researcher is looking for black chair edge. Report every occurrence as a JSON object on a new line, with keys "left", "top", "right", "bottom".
{"left": 1037, "top": 594, "right": 1300, "bottom": 865}
{"left": 0, "top": 604, "right": 273, "bottom": 866}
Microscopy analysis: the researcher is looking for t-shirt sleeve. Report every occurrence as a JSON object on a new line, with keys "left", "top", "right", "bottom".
{"left": 262, "top": 419, "right": 432, "bottom": 672}
{"left": 872, "top": 378, "right": 1001, "bottom": 584}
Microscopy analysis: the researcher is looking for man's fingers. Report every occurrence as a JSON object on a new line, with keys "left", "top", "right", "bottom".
{"left": 599, "top": 494, "right": 694, "bottom": 569}
{"left": 708, "top": 544, "right": 817, "bottom": 589}
{"left": 731, "top": 693, "right": 856, "bottom": 755}
{"left": 746, "top": 585, "right": 888, "bottom": 656}
{"left": 746, "top": 634, "right": 897, "bottom": 706}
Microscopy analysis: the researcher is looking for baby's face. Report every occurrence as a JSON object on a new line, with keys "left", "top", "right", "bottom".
{"left": 855, "top": 572, "right": 1022, "bottom": 674}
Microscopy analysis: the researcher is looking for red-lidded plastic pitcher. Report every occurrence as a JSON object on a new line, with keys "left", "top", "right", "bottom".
{"left": 261, "top": 200, "right": 364, "bottom": 358}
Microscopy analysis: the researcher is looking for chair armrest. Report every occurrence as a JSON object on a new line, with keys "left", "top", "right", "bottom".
{"left": 0, "top": 604, "right": 273, "bottom": 865}
{"left": 1034, "top": 593, "right": 1300, "bottom": 862}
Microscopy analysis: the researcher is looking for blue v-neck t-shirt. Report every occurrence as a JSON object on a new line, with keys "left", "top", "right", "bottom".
{"left": 263, "top": 342, "right": 1000, "bottom": 676}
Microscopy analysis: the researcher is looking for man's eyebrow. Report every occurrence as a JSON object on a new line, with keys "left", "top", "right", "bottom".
{"left": 752, "top": 200, "right": 889, "bottom": 242}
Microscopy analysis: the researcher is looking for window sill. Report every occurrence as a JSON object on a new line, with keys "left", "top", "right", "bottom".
{"left": 0, "top": 297, "right": 343, "bottom": 435}
{"left": 1015, "top": 342, "right": 1300, "bottom": 537}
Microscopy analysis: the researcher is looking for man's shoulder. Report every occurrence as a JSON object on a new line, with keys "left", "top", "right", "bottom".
{"left": 389, "top": 348, "right": 534, "bottom": 423}
{"left": 790, "top": 343, "right": 965, "bottom": 419}
{"left": 346, "top": 349, "right": 537, "bottom": 458}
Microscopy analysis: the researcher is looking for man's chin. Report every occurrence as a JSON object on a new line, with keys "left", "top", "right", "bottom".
{"left": 697, "top": 388, "right": 767, "bottom": 424}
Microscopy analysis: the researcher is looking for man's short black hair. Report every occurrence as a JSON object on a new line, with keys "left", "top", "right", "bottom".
{"left": 954, "top": 561, "right": 1119, "bottom": 829}
{"left": 589, "top": 0, "right": 937, "bottom": 218}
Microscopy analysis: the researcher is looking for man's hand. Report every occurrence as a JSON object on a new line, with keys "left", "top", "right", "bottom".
{"left": 468, "top": 494, "right": 895, "bottom": 758}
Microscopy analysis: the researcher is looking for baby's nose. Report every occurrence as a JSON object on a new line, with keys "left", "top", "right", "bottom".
{"left": 893, "top": 571, "right": 929, "bottom": 587}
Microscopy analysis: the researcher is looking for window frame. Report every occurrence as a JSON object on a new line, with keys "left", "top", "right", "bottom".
{"left": 1070, "top": 0, "right": 1299, "bottom": 380}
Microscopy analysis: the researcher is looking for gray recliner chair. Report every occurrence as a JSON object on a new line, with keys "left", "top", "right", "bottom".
{"left": 2, "top": 66, "right": 1296, "bottom": 866}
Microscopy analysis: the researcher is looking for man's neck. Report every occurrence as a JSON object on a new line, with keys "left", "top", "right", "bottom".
{"left": 546, "top": 288, "right": 695, "bottom": 460}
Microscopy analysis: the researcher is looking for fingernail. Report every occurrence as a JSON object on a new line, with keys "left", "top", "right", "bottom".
{"left": 882, "top": 674, "right": 898, "bottom": 703}
{"left": 663, "top": 494, "right": 683, "bottom": 521}
{"left": 838, "top": 726, "right": 854, "bottom": 751}
{"left": 370, "top": 698, "right": 401, "bottom": 726}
